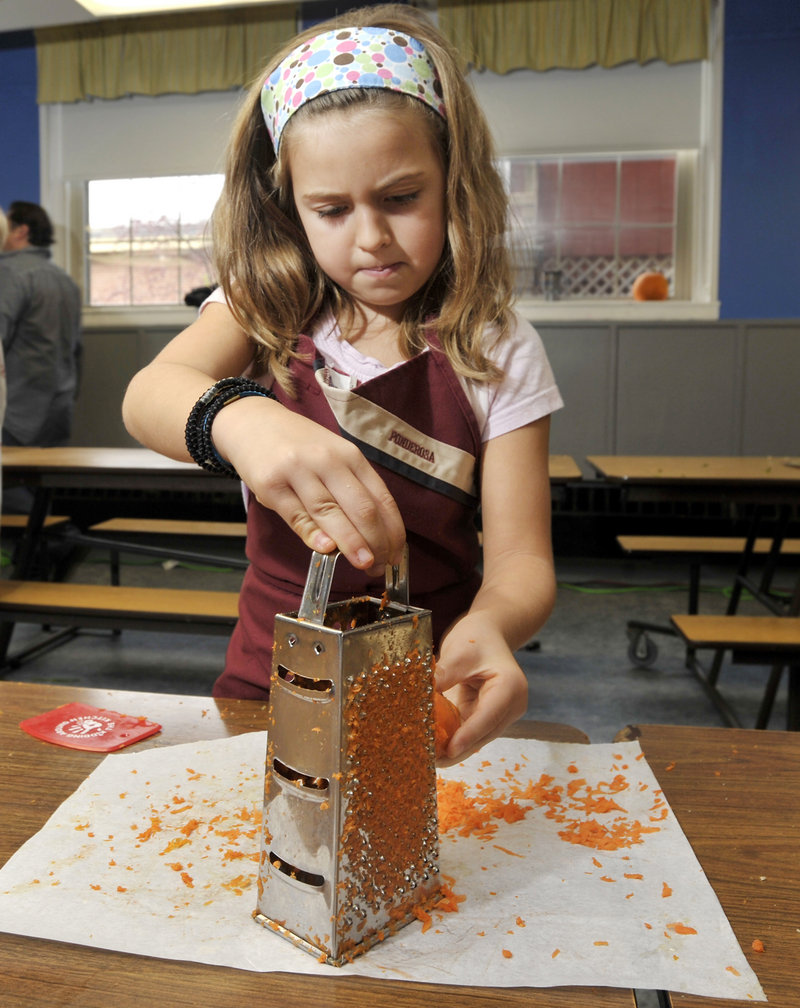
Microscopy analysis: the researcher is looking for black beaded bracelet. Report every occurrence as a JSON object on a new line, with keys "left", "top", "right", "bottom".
{"left": 185, "top": 376, "right": 276, "bottom": 477}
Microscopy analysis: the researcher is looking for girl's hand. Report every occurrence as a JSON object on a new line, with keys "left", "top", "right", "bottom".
{"left": 432, "top": 612, "right": 529, "bottom": 766}
{"left": 212, "top": 394, "right": 406, "bottom": 574}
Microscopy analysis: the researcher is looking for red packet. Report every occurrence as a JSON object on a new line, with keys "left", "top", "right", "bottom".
{"left": 20, "top": 702, "right": 161, "bottom": 752}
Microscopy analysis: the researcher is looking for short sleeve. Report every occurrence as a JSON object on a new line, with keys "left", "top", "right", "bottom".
{"left": 464, "top": 314, "right": 563, "bottom": 442}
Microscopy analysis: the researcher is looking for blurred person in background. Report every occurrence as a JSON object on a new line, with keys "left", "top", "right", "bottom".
{"left": 0, "top": 201, "right": 82, "bottom": 513}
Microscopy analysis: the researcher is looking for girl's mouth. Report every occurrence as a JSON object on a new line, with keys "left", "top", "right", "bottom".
{"left": 361, "top": 263, "right": 400, "bottom": 277}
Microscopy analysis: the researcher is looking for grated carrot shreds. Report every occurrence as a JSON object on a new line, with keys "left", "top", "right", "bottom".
{"left": 558, "top": 816, "right": 659, "bottom": 851}
{"left": 552, "top": 948, "right": 560, "bottom": 958}
{"left": 136, "top": 815, "right": 162, "bottom": 842}
{"left": 662, "top": 882, "right": 673, "bottom": 898}
{"left": 502, "top": 949, "right": 513, "bottom": 959}
{"left": 158, "top": 836, "right": 190, "bottom": 855}
{"left": 440, "top": 759, "right": 665, "bottom": 854}
{"left": 437, "top": 778, "right": 532, "bottom": 841}
{"left": 752, "top": 939, "right": 765, "bottom": 953}
{"left": 668, "top": 922, "right": 697, "bottom": 935}
{"left": 492, "top": 844, "right": 524, "bottom": 858}
{"left": 726, "top": 966, "right": 740, "bottom": 976}
{"left": 413, "top": 905, "right": 433, "bottom": 933}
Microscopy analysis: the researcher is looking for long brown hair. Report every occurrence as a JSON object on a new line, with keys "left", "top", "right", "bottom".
{"left": 213, "top": 4, "right": 512, "bottom": 394}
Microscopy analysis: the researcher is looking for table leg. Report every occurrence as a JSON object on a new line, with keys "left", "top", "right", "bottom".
{"left": 0, "top": 487, "right": 53, "bottom": 666}
{"left": 788, "top": 665, "right": 799, "bottom": 731}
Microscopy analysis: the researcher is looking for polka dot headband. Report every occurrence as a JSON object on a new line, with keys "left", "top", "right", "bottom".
{"left": 261, "top": 25, "right": 446, "bottom": 150}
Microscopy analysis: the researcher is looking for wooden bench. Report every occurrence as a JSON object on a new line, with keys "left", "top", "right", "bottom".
{"left": 89, "top": 518, "right": 248, "bottom": 538}
{"left": 0, "top": 580, "right": 240, "bottom": 672}
{"left": 618, "top": 533, "right": 800, "bottom": 556}
{"left": 1, "top": 514, "right": 71, "bottom": 530}
{"left": 616, "top": 534, "right": 800, "bottom": 666}
{"left": 81, "top": 518, "right": 249, "bottom": 583}
{"left": 670, "top": 614, "right": 800, "bottom": 730}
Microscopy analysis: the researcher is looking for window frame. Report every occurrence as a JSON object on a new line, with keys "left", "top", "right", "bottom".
{"left": 41, "top": 1, "right": 722, "bottom": 326}
{"left": 84, "top": 173, "right": 223, "bottom": 310}
{"left": 501, "top": 149, "right": 693, "bottom": 303}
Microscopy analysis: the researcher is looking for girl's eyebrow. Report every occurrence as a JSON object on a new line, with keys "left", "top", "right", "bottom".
{"left": 300, "top": 170, "right": 428, "bottom": 203}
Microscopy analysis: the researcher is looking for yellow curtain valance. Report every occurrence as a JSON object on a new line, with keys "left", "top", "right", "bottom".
{"left": 438, "top": 0, "right": 712, "bottom": 73}
{"left": 35, "top": 4, "right": 297, "bottom": 104}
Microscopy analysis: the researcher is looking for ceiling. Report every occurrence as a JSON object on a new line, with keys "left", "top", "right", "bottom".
{"left": 0, "top": 0, "right": 272, "bottom": 33}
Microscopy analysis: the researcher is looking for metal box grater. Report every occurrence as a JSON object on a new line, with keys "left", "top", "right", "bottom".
{"left": 253, "top": 549, "right": 442, "bottom": 965}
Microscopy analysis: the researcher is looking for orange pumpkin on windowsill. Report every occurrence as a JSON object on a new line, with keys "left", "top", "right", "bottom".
{"left": 631, "top": 271, "right": 669, "bottom": 301}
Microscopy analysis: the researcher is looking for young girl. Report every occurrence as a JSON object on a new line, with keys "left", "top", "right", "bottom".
{"left": 122, "top": 4, "right": 562, "bottom": 764}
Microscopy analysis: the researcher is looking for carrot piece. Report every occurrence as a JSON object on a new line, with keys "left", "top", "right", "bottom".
{"left": 413, "top": 906, "right": 433, "bottom": 933}
{"left": 751, "top": 939, "right": 765, "bottom": 953}
{"left": 433, "top": 692, "right": 461, "bottom": 758}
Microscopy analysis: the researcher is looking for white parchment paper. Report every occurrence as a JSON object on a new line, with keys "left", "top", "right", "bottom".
{"left": 0, "top": 733, "right": 763, "bottom": 999}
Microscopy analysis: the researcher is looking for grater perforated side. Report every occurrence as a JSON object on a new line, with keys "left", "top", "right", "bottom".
{"left": 253, "top": 550, "right": 442, "bottom": 965}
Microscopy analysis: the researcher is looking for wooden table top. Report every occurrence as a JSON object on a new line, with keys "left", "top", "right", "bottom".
{"left": 2, "top": 445, "right": 200, "bottom": 474}
{"left": 2, "top": 445, "right": 582, "bottom": 484}
{"left": 548, "top": 454, "right": 583, "bottom": 482}
{"left": 587, "top": 455, "right": 800, "bottom": 484}
{"left": 0, "top": 681, "right": 633, "bottom": 1008}
{"left": 1, "top": 446, "right": 234, "bottom": 495}
{"left": 616, "top": 723, "right": 800, "bottom": 1008}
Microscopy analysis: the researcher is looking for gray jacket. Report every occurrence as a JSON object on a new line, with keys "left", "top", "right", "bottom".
{"left": 0, "top": 246, "right": 82, "bottom": 445}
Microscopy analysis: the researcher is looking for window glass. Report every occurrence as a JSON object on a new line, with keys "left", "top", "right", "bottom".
{"left": 503, "top": 154, "right": 678, "bottom": 300}
{"left": 86, "top": 174, "right": 224, "bottom": 306}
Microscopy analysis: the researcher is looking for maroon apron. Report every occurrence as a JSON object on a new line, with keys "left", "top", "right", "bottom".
{"left": 213, "top": 334, "right": 483, "bottom": 699}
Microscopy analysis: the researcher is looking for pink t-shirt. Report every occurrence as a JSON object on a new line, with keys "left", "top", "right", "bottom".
{"left": 202, "top": 289, "right": 562, "bottom": 441}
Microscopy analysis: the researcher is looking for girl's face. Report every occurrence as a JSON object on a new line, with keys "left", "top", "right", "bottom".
{"left": 287, "top": 103, "right": 446, "bottom": 326}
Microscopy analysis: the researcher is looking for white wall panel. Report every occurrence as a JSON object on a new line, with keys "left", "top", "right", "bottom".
{"left": 471, "top": 61, "right": 703, "bottom": 155}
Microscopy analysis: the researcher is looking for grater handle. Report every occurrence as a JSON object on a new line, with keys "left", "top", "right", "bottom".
{"left": 297, "top": 544, "right": 410, "bottom": 623}
{"left": 385, "top": 543, "right": 410, "bottom": 606}
{"left": 297, "top": 550, "right": 340, "bottom": 624}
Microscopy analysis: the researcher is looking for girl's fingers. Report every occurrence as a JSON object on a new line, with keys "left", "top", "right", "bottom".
{"left": 322, "top": 465, "right": 406, "bottom": 565}
{"left": 259, "top": 468, "right": 403, "bottom": 571}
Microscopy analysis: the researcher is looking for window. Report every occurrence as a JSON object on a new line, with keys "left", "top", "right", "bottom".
{"left": 502, "top": 153, "right": 689, "bottom": 301}
{"left": 86, "top": 174, "right": 224, "bottom": 307}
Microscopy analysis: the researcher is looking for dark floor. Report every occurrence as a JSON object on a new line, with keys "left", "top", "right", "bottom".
{"left": 2, "top": 539, "right": 794, "bottom": 741}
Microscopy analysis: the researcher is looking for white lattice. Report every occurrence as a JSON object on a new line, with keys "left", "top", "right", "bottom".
{"left": 513, "top": 253, "right": 674, "bottom": 299}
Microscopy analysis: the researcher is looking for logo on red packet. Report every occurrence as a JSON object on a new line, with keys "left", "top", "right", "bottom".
{"left": 20, "top": 702, "right": 161, "bottom": 752}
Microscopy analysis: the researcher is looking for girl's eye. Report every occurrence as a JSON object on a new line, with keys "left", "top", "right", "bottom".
{"left": 316, "top": 205, "right": 346, "bottom": 219}
{"left": 388, "top": 191, "right": 419, "bottom": 206}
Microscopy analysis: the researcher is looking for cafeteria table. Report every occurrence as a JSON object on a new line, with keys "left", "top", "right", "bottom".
{"left": 2, "top": 447, "right": 583, "bottom": 580}
{"left": 0, "top": 681, "right": 633, "bottom": 1008}
{"left": 1, "top": 446, "right": 239, "bottom": 579}
{"left": 616, "top": 722, "right": 800, "bottom": 1008}
{"left": 588, "top": 455, "right": 800, "bottom": 724}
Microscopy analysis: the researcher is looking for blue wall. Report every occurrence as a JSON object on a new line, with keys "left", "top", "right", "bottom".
{"left": 0, "top": 31, "right": 39, "bottom": 208}
{"left": 718, "top": 0, "right": 800, "bottom": 319}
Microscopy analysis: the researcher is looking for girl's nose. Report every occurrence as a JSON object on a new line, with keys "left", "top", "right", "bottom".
{"left": 355, "top": 208, "right": 391, "bottom": 251}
